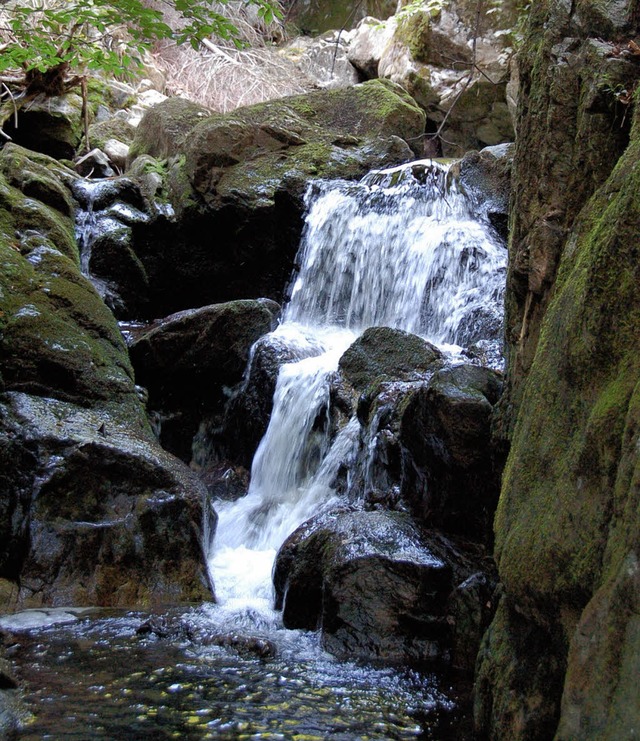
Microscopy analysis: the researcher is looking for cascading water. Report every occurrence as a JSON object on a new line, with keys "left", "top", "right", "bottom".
{"left": 208, "top": 160, "right": 506, "bottom": 612}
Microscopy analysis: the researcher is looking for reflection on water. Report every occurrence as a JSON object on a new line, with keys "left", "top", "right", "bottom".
{"left": 9, "top": 608, "right": 469, "bottom": 740}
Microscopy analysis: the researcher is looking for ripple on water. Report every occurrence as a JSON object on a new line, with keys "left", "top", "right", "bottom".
{"left": 9, "top": 608, "right": 462, "bottom": 740}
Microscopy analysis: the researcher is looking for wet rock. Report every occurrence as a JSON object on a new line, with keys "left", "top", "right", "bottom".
{"left": 274, "top": 509, "right": 495, "bottom": 663}
{"left": 0, "top": 392, "right": 213, "bottom": 609}
{"left": 476, "top": 4, "right": 640, "bottom": 738}
{"left": 202, "top": 633, "right": 277, "bottom": 659}
{"left": 399, "top": 364, "right": 503, "bottom": 543}
{"left": 338, "top": 326, "right": 442, "bottom": 392}
{"left": 221, "top": 329, "right": 325, "bottom": 467}
{"left": 0, "top": 164, "right": 213, "bottom": 609}
{"left": 136, "top": 615, "right": 194, "bottom": 642}
{"left": 129, "top": 299, "right": 280, "bottom": 462}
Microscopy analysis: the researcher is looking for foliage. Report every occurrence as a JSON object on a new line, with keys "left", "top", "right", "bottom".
{"left": 0, "top": 0, "right": 282, "bottom": 79}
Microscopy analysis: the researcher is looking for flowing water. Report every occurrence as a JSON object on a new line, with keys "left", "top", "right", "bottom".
{"left": 209, "top": 160, "right": 506, "bottom": 612}
{"left": 8, "top": 160, "right": 505, "bottom": 739}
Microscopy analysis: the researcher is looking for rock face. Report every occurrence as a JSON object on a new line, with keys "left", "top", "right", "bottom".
{"left": 475, "top": 2, "right": 640, "bottom": 738}
{"left": 0, "top": 146, "right": 211, "bottom": 610}
{"left": 125, "top": 81, "right": 425, "bottom": 315}
{"left": 274, "top": 510, "right": 495, "bottom": 667}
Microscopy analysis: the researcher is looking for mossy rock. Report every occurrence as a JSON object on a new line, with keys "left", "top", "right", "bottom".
{"left": 3, "top": 93, "right": 85, "bottom": 160}
{"left": 0, "top": 239, "right": 140, "bottom": 414}
{"left": 128, "top": 97, "right": 211, "bottom": 163}
{"left": 87, "top": 116, "right": 137, "bottom": 151}
{"left": 339, "top": 326, "right": 442, "bottom": 392}
{"left": 131, "top": 80, "right": 425, "bottom": 210}
{"left": 491, "top": 85, "right": 640, "bottom": 741}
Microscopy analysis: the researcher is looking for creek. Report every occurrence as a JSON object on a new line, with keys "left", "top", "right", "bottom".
{"left": 6, "top": 159, "right": 505, "bottom": 739}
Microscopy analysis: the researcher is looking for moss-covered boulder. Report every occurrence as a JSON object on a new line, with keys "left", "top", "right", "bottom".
{"left": 338, "top": 326, "right": 442, "bottom": 392}
{"left": 476, "top": 2, "right": 640, "bottom": 737}
{"left": 2, "top": 93, "right": 85, "bottom": 160}
{"left": 123, "top": 81, "right": 424, "bottom": 315}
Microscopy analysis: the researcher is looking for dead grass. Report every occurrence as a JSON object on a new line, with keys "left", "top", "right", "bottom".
{"left": 146, "top": 0, "right": 316, "bottom": 112}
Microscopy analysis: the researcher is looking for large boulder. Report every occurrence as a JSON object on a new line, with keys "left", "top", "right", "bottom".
{"left": 274, "top": 509, "right": 496, "bottom": 667}
{"left": 0, "top": 392, "right": 212, "bottom": 608}
{"left": 399, "top": 365, "right": 503, "bottom": 543}
{"left": 128, "top": 299, "right": 280, "bottom": 461}
{"left": 123, "top": 82, "right": 425, "bottom": 315}
{"left": 2, "top": 93, "right": 85, "bottom": 160}
{"left": 475, "top": 3, "right": 640, "bottom": 739}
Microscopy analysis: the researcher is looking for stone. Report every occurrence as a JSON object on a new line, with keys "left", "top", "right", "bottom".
{"left": 477, "top": 2, "right": 640, "bottom": 738}
{"left": 338, "top": 326, "right": 442, "bottom": 392}
{"left": 129, "top": 299, "right": 280, "bottom": 461}
{"left": 75, "top": 148, "right": 115, "bottom": 178}
{"left": 0, "top": 392, "right": 213, "bottom": 609}
{"left": 399, "top": 364, "right": 503, "bottom": 543}
{"left": 287, "top": 0, "right": 398, "bottom": 34}
{"left": 220, "top": 328, "right": 324, "bottom": 467}
{"left": 279, "top": 31, "right": 361, "bottom": 89}
{"left": 0, "top": 165, "right": 212, "bottom": 610}
{"left": 124, "top": 81, "right": 424, "bottom": 315}
{"left": 274, "top": 509, "right": 495, "bottom": 663}
{"left": 348, "top": 16, "right": 396, "bottom": 78}
{"left": 2, "top": 92, "right": 85, "bottom": 159}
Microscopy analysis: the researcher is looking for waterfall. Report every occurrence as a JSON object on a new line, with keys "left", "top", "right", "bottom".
{"left": 208, "top": 160, "right": 506, "bottom": 612}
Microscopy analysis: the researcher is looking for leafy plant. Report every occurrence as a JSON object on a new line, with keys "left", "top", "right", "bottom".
{"left": 0, "top": 0, "right": 282, "bottom": 81}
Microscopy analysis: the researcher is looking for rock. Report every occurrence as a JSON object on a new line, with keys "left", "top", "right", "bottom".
{"left": 75, "top": 148, "right": 115, "bottom": 178}
{"left": 287, "top": 0, "right": 398, "bottom": 34}
{"left": 102, "top": 139, "right": 130, "bottom": 171}
{"left": 220, "top": 328, "right": 325, "bottom": 467}
{"left": 129, "top": 299, "right": 280, "bottom": 461}
{"left": 0, "top": 164, "right": 212, "bottom": 609}
{"left": 348, "top": 16, "right": 396, "bottom": 78}
{"left": 0, "top": 392, "right": 213, "bottom": 609}
{"left": 274, "top": 509, "right": 495, "bottom": 663}
{"left": 127, "top": 97, "right": 209, "bottom": 162}
{"left": 350, "top": 2, "right": 516, "bottom": 155}
{"left": 451, "top": 143, "right": 514, "bottom": 239}
{"left": 399, "top": 365, "right": 503, "bottom": 543}
{"left": 87, "top": 116, "right": 137, "bottom": 151}
{"left": 280, "top": 31, "right": 361, "bottom": 89}
{"left": 477, "top": 3, "right": 640, "bottom": 738}
{"left": 2, "top": 92, "right": 85, "bottom": 159}
{"left": 201, "top": 633, "right": 277, "bottom": 659}
{"left": 338, "top": 326, "right": 442, "bottom": 392}
{"left": 124, "top": 80, "right": 424, "bottom": 315}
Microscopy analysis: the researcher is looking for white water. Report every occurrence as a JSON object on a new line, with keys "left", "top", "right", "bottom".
{"left": 208, "top": 160, "right": 506, "bottom": 617}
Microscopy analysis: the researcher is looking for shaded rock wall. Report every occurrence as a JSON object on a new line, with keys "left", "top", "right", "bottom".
{"left": 477, "top": 1, "right": 640, "bottom": 737}
{"left": 0, "top": 147, "right": 211, "bottom": 610}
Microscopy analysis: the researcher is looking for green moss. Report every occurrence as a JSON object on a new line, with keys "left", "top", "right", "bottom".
{"left": 0, "top": 239, "right": 142, "bottom": 416}
{"left": 396, "top": 10, "right": 432, "bottom": 64}
{"left": 495, "top": 106, "right": 640, "bottom": 639}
